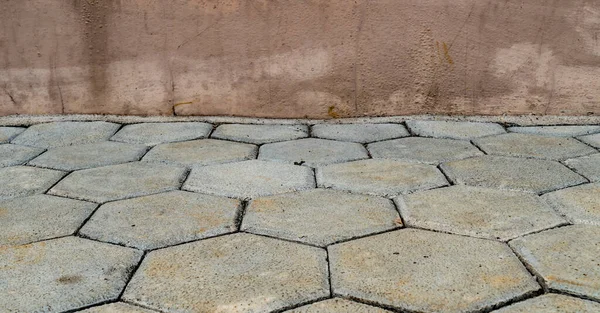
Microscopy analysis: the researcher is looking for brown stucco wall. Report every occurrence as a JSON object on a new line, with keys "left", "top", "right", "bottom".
{"left": 1, "top": 0, "right": 599, "bottom": 118}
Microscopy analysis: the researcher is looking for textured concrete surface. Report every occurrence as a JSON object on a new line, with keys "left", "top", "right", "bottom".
{"left": 311, "top": 123, "right": 409, "bottom": 143}
{"left": 111, "top": 122, "right": 213, "bottom": 146}
{"left": 260, "top": 138, "right": 368, "bottom": 167}
{"left": 542, "top": 183, "right": 600, "bottom": 225}
{"left": 0, "top": 127, "right": 24, "bottom": 143}
{"left": 79, "top": 302, "right": 158, "bottom": 313}
{"left": 474, "top": 133, "right": 596, "bottom": 160}
{"left": 564, "top": 153, "right": 600, "bottom": 182}
{"left": 406, "top": 120, "right": 506, "bottom": 140}
{"left": 11, "top": 122, "right": 119, "bottom": 148}
{"left": 492, "top": 294, "right": 600, "bottom": 313}
{"left": 0, "top": 144, "right": 44, "bottom": 167}
{"left": 212, "top": 124, "right": 308, "bottom": 144}
{"left": 579, "top": 133, "right": 600, "bottom": 148}
{"left": 0, "top": 166, "right": 65, "bottom": 200}
{"left": 508, "top": 126, "right": 600, "bottom": 137}
{"left": 286, "top": 298, "right": 393, "bottom": 313}
{"left": 142, "top": 139, "right": 256, "bottom": 168}
{"left": 368, "top": 137, "right": 483, "bottom": 164}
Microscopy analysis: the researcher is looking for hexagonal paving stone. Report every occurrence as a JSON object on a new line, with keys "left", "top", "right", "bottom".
{"left": 80, "top": 191, "right": 241, "bottom": 250}
{"left": 508, "top": 125, "right": 600, "bottom": 137}
{"left": 285, "top": 298, "right": 393, "bottom": 313}
{"left": 111, "top": 122, "right": 213, "bottom": 146}
{"left": 311, "top": 123, "right": 409, "bottom": 143}
{"left": 242, "top": 189, "right": 399, "bottom": 246}
{"left": 142, "top": 139, "right": 256, "bottom": 168}
{"left": 510, "top": 225, "right": 600, "bottom": 301}
{"left": 49, "top": 162, "right": 186, "bottom": 203}
{"left": 565, "top": 153, "right": 600, "bottom": 182}
{"left": 123, "top": 233, "right": 329, "bottom": 313}
{"left": 396, "top": 186, "right": 566, "bottom": 241}
{"left": 0, "top": 126, "right": 25, "bottom": 143}
{"left": 11, "top": 122, "right": 120, "bottom": 148}
{"left": 0, "top": 236, "right": 143, "bottom": 312}
{"left": 183, "top": 160, "right": 314, "bottom": 199}
{"left": 212, "top": 124, "right": 308, "bottom": 144}
{"left": 329, "top": 229, "right": 540, "bottom": 313}
{"left": 491, "top": 294, "right": 600, "bottom": 313}
{"left": 578, "top": 133, "right": 600, "bottom": 148}
{"left": 368, "top": 137, "right": 483, "bottom": 164}
{"left": 0, "top": 195, "right": 97, "bottom": 246}
{"left": 542, "top": 183, "right": 600, "bottom": 225}
{"left": 259, "top": 138, "right": 368, "bottom": 167}
{"left": 473, "top": 133, "right": 596, "bottom": 160}
{"left": 0, "top": 166, "right": 65, "bottom": 200}
{"left": 405, "top": 120, "right": 506, "bottom": 140}
{"left": 28, "top": 141, "right": 147, "bottom": 171}
{"left": 0, "top": 144, "right": 44, "bottom": 167}
{"left": 79, "top": 302, "right": 158, "bottom": 313}
{"left": 441, "top": 156, "right": 586, "bottom": 193}
{"left": 317, "top": 159, "right": 447, "bottom": 197}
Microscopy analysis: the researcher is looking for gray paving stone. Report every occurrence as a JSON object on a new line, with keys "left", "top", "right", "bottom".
{"left": 285, "top": 298, "right": 393, "bottom": 313}
{"left": 49, "top": 162, "right": 185, "bottom": 203}
{"left": 259, "top": 138, "right": 368, "bottom": 167}
{"left": 111, "top": 122, "right": 213, "bottom": 146}
{"left": 441, "top": 156, "right": 586, "bottom": 193}
{"left": 142, "top": 139, "right": 256, "bottom": 168}
{"left": 578, "top": 133, "right": 600, "bottom": 148}
{"left": 565, "top": 153, "right": 600, "bottom": 182}
{"left": 317, "top": 159, "right": 447, "bottom": 197}
{"left": 29, "top": 141, "right": 147, "bottom": 171}
{"left": 80, "top": 191, "right": 241, "bottom": 250}
{"left": 183, "top": 160, "right": 315, "bottom": 199}
{"left": 396, "top": 186, "right": 566, "bottom": 241}
{"left": 508, "top": 125, "right": 600, "bottom": 137}
{"left": 11, "top": 122, "right": 120, "bottom": 148}
{"left": 0, "top": 166, "right": 65, "bottom": 200}
{"left": 474, "top": 133, "right": 596, "bottom": 160}
{"left": 542, "top": 183, "right": 600, "bottom": 225}
{"left": 123, "top": 233, "right": 329, "bottom": 313}
{"left": 0, "top": 195, "right": 96, "bottom": 246}
{"left": 0, "top": 144, "right": 44, "bottom": 167}
{"left": 368, "top": 137, "right": 483, "bottom": 164}
{"left": 406, "top": 120, "right": 506, "bottom": 140}
{"left": 312, "top": 123, "right": 409, "bottom": 143}
{"left": 510, "top": 225, "right": 600, "bottom": 301}
{"left": 79, "top": 302, "right": 158, "bottom": 313}
{"left": 212, "top": 124, "right": 308, "bottom": 144}
{"left": 329, "top": 229, "right": 539, "bottom": 313}
{"left": 0, "top": 236, "right": 143, "bottom": 313}
{"left": 491, "top": 294, "right": 600, "bottom": 313}
{"left": 242, "top": 189, "right": 399, "bottom": 247}
{"left": 0, "top": 126, "right": 25, "bottom": 143}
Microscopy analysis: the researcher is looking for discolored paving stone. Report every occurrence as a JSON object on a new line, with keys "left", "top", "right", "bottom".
{"left": 242, "top": 189, "right": 399, "bottom": 247}
{"left": 49, "top": 162, "right": 186, "bottom": 203}
{"left": 212, "top": 124, "right": 308, "bottom": 144}
{"left": 123, "top": 233, "right": 329, "bottom": 313}
{"left": 0, "top": 144, "right": 44, "bottom": 167}
{"left": 285, "top": 298, "right": 393, "bottom": 313}
{"left": 183, "top": 160, "right": 314, "bottom": 199}
{"left": 79, "top": 302, "right": 159, "bottom": 313}
{"left": 329, "top": 229, "right": 540, "bottom": 313}
{"left": 311, "top": 123, "right": 409, "bottom": 143}
{"left": 80, "top": 191, "right": 241, "bottom": 250}
{"left": 0, "top": 236, "right": 143, "bottom": 313}
{"left": 473, "top": 133, "right": 596, "bottom": 160}
{"left": 259, "top": 138, "right": 368, "bottom": 167}
{"left": 142, "top": 139, "right": 256, "bottom": 168}
{"left": 396, "top": 186, "right": 566, "bottom": 241}
{"left": 316, "top": 159, "right": 447, "bottom": 197}
{"left": 509, "top": 225, "right": 600, "bottom": 301}
{"left": 368, "top": 137, "right": 483, "bottom": 164}
{"left": 564, "top": 153, "right": 600, "bottom": 182}
{"left": 491, "top": 294, "right": 600, "bottom": 313}
{"left": 542, "top": 183, "right": 600, "bottom": 225}
{"left": 110, "top": 122, "right": 213, "bottom": 146}
{"left": 28, "top": 141, "right": 147, "bottom": 171}
{"left": 578, "top": 133, "right": 600, "bottom": 148}
{"left": 0, "top": 126, "right": 25, "bottom": 143}
{"left": 0, "top": 195, "right": 96, "bottom": 246}
{"left": 406, "top": 120, "right": 506, "bottom": 140}
{"left": 11, "top": 122, "right": 120, "bottom": 148}
{"left": 441, "top": 156, "right": 586, "bottom": 193}
{"left": 508, "top": 125, "right": 600, "bottom": 137}
{"left": 0, "top": 166, "right": 65, "bottom": 200}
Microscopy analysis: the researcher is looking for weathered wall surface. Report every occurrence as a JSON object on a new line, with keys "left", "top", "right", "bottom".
{"left": 1, "top": 0, "right": 599, "bottom": 118}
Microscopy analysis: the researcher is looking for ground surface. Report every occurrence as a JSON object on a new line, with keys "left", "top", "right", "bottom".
{"left": 1, "top": 118, "right": 599, "bottom": 313}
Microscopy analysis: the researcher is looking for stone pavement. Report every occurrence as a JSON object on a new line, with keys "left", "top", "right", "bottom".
{"left": 0, "top": 119, "right": 599, "bottom": 313}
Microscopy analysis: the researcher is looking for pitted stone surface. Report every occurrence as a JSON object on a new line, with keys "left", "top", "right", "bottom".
{"left": 441, "top": 156, "right": 586, "bottom": 193}
{"left": 542, "top": 183, "right": 600, "bottom": 225}
{"left": 0, "top": 236, "right": 143, "bottom": 313}
{"left": 79, "top": 302, "right": 158, "bottom": 313}
{"left": 406, "top": 120, "right": 506, "bottom": 140}
{"left": 242, "top": 189, "right": 399, "bottom": 246}
{"left": 474, "top": 133, "right": 596, "bottom": 160}
{"left": 312, "top": 123, "right": 409, "bottom": 143}
{"left": 259, "top": 138, "right": 368, "bottom": 167}
{"left": 286, "top": 298, "right": 393, "bottom": 313}
{"left": 183, "top": 160, "right": 314, "bottom": 199}
{"left": 508, "top": 125, "right": 600, "bottom": 137}
{"left": 368, "top": 137, "right": 483, "bottom": 164}
{"left": 80, "top": 191, "right": 241, "bottom": 250}
{"left": 11, "top": 122, "right": 120, "bottom": 148}
{"left": 0, "top": 195, "right": 96, "bottom": 246}
{"left": 0, "top": 144, "right": 44, "bottom": 167}
{"left": 49, "top": 162, "right": 185, "bottom": 203}
{"left": 317, "top": 159, "right": 447, "bottom": 197}
{"left": 578, "top": 133, "right": 600, "bottom": 148}
{"left": 29, "top": 141, "right": 147, "bottom": 171}
{"left": 0, "top": 126, "right": 24, "bottom": 143}
{"left": 142, "top": 139, "right": 256, "bottom": 168}
{"left": 510, "top": 225, "right": 600, "bottom": 301}
{"left": 491, "top": 294, "right": 600, "bottom": 313}
{"left": 111, "top": 122, "right": 213, "bottom": 146}
{"left": 123, "top": 233, "right": 329, "bottom": 313}
{"left": 0, "top": 166, "right": 65, "bottom": 200}
{"left": 396, "top": 186, "right": 566, "bottom": 241}
{"left": 565, "top": 153, "right": 600, "bottom": 182}
{"left": 212, "top": 124, "right": 308, "bottom": 144}
{"left": 329, "top": 229, "right": 539, "bottom": 313}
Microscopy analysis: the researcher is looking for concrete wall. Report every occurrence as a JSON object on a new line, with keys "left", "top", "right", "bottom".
{"left": 1, "top": 0, "right": 599, "bottom": 118}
